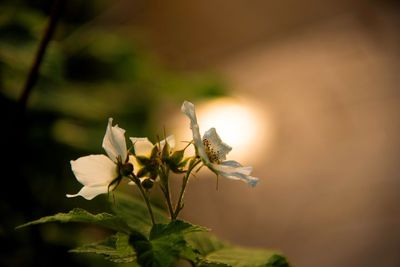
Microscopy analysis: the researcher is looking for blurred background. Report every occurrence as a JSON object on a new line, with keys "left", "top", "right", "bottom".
{"left": 1, "top": 0, "right": 400, "bottom": 266}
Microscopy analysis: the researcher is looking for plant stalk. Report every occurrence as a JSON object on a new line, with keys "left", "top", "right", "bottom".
{"left": 172, "top": 159, "right": 202, "bottom": 220}
{"left": 160, "top": 166, "right": 175, "bottom": 220}
{"left": 130, "top": 175, "right": 156, "bottom": 225}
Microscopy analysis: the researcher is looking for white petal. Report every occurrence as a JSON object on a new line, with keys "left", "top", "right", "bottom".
{"left": 130, "top": 137, "right": 154, "bottom": 157}
{"left": 66, "top": 185, "right": 109, "bottom": 200}
{"left": 203, "top": 128, "right": 232, "bottom": 161}
{"left": 102, "top": 118, "right": 127, "bottom": 162}
{"left": 160, "top": 135, "right": 176, "bottom": 150}
{"left": 220, "top": 160, "right": 242, "bottom": 168}
{"left": 128, "top": 177, "right": 146, "bottom": 186}
{"left": 181, "top": 101, "right": 209, "bottom": 163}
{"left": 211, "top": 163, "right": 259, "bottom": 187}
{"left": 127, "top": 155, "right": 140, "bottom": 186}
{"left": 70, "top": 154, "right": 117, "bottom": 186}
{"left": 128, "top": 155, "right": 142, "bottom": 175}
{"left": 220, "top": 160, "right": 253, "bottom": 175}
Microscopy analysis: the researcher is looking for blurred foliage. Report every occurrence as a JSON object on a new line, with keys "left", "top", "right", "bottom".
{"left": 0, "top": 0, "right": 226, "bottom": 149}
{"left": 0, "top": 0, "right": 225, "bottom": 267}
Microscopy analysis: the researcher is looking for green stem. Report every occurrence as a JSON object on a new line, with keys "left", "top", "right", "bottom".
{"left": 130, "top": 175, "right": 155, "bottom": 225}
{"left": 172, "top": 159, "right": 202, "bottom": 220}
{"left": 160, "top": 166, "right": 175, "bottom": 220}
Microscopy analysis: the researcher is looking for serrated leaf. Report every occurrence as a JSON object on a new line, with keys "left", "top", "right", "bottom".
{"left": 202, "top": 247, "right": 289, "bottom": 267}
{"left": 16, "top": 208, "right": 131, "bottom": 233}
{"left": 130, "top": 220, "right": 207, "bottom": 267}
{"left": 185, "top": 232, "right": 227, "bottom": 256}
{"left": 179, "top": 244, "right": 201, "bottom": 263}
{"left": 150, "top": 220, "right": 208, "bottom": 239}
{"left": 70, "top": 232, "right": 137, "bottom": 264}
{"left": 186, "top": 232, "right": 290, "bottom": 267}
{"left": 110, "top": 192, "right": 169, "bottom": 236}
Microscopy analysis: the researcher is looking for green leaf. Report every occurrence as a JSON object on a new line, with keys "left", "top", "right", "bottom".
{"left": 150, "top": 220, "right": 207, "bottom": 239}
{"left": 16, "top": 208, "right": 131, "bottom": 233}
{"left": 185, "top": 232, "right": 227, "bottom": 256}
{"left": 185, "top": 232, "right": 290, "bottom": 267}
{"left": 202, "top": 247, "right": 289, "bottom": 267}
{"left": 130, "top": 220, "right": 207, "bottom": 267}
{"left": 110, "top": 192, "right": 169, "bottom": 236}
{"left": 70, "top": 232, "right": 138, "bottom": 264}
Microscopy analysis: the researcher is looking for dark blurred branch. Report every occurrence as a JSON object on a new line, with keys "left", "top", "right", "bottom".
{"left": 18, "top": 0, "right": 65, "bottom": 111}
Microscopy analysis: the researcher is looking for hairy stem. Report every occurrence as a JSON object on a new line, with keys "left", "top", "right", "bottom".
{"left": 172, "top": 159, "right": 202, "bottom": 220}
{"left": 160, "top": 166, "right": 175, "bottom": 220}
{"left": 19, "top": 0, "right": 65, "bottom": 111}
{"left": 130, "top": 175, "right": 155, "bottom": 225}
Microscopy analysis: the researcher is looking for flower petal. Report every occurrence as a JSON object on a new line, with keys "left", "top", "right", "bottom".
{"left": 127, "top": 177, "right": 147, "bottom": 186}
{"left": 203, "top": 128, "right": 232, "bottom": 162}
{"left": 220, "top": 160, "right": 253, "bottom": 175}
{"left": 130, "top": 137, "right": 154, "bottom": 157}
{"left": 102, "top": 118, "right": 128, "bottom": 162}
{"left": 70, "top": 154, "right": 117, "bottom": 187}
{"left": 181, "top": 101, "right": 209, "bottom": 163}
{"left": 220, "top": 160, "right": 242, "bottom": 168}
{"left": 181, "top": 101, "right": 259, "bottom": 187}
{"left": 66, "top": 185, "right": 109, "bottom": 200}
{"left": 127, "top": 155, "right": 141, "bottom": 175}
{"left": 160, "top": 135, "right": 176, "bottom": 150}
{"left": 211, "top": 163, "right": 258, "bottom": 187}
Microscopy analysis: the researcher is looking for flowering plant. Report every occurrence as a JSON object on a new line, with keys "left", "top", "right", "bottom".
{"left": 18, "top": 101, "right": 290, "bottom": 267}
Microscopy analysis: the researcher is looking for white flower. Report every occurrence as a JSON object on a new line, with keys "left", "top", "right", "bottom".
{"left": 181, "top": 101, "right": 259, "bottom": 186}
{"left": 128, "top": 135, "right": 175, "bottom": 180}
{"left": 67, "top": 118, "right": 129, "bottom": 200}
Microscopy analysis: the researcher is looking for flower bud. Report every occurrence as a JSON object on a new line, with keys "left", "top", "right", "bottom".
{"left": 161, "top": 142, "right": 171, "bottom": 162}
{"left": 136, "top": 167, "right": 149, "bottom": 178}
{"left": 150, "top": 145, "right": 159, "bottom": 160}
{"left": 141, "top": 178, "right": 154, "bottom": 189}
{"left": 170, "top": 150, "right": 184, "bottom": 164}
{"left": 149, "top": 170, "right": 158, "bottom": 180}
{"left": 135, "top": 156, "right": 152, "bottom": 166}
{"left": 119, "top": 163, "right": 134, "bottom": 177}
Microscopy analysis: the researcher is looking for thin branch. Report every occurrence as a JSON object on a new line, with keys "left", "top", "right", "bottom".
{"left": 129, "top": 175, "right": 156, "bottom": 225}
{"left": 19, "top": 0, "right": 65, "bottom": 111}
{"left": 159, "top": 166, "right": 175, "bottom": 220}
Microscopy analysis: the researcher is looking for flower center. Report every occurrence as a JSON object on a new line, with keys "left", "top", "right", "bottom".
{"left": 203, "top": 138, "right": 223, "bottom": 164}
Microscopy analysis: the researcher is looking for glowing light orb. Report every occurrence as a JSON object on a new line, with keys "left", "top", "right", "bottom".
{"left": 176, "top": 97, "right": 274, "bottom": 164}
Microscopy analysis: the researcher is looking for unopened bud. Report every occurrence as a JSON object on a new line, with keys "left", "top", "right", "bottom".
{"left": 161, "top": 142, "right": 170, "bottom": 162}
{"left": 141, "top": 178, "right": 154, "bottom": 189}
{"left": 120, "top": 163, "right": 134, "bottom": 177}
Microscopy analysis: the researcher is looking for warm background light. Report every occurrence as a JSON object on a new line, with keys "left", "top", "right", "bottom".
{"left": 196, "top": 97, "right": 273, "bottom": 163}
{"left": 170, "top": 96, "right": 274, "bottom": 165}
